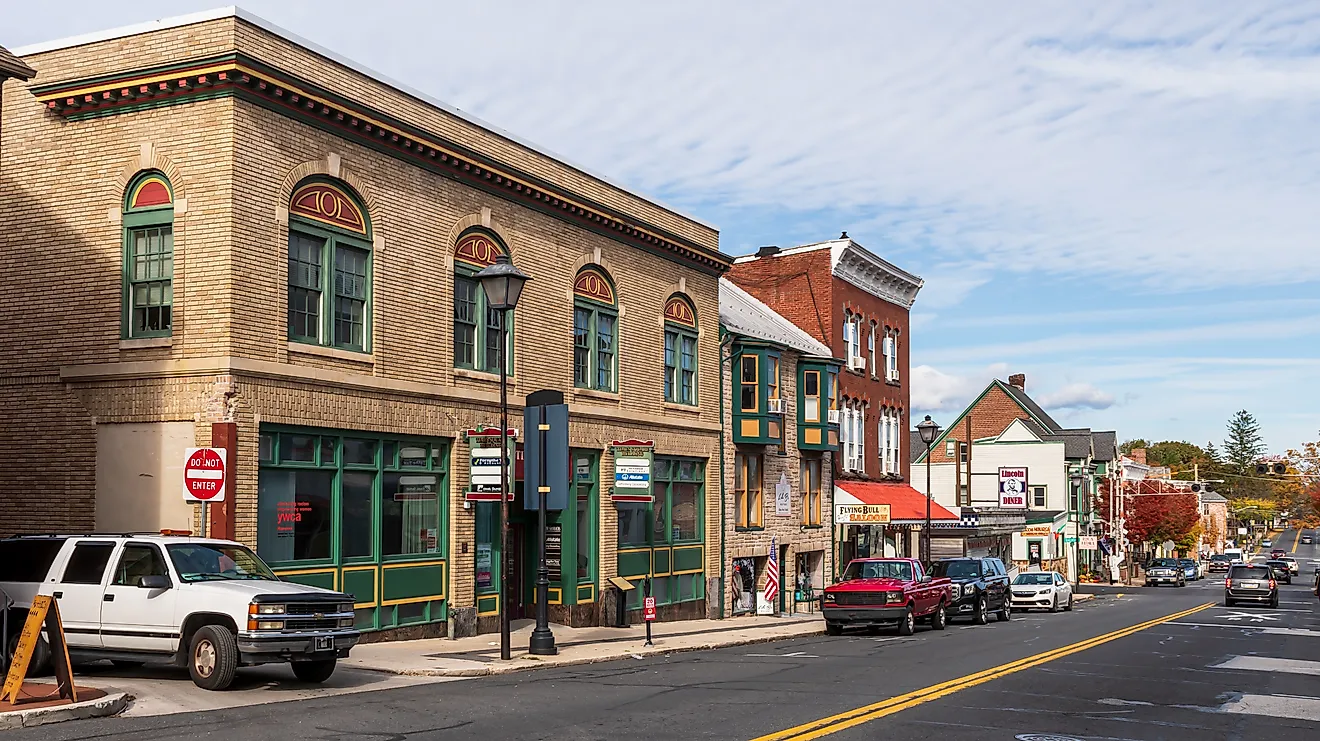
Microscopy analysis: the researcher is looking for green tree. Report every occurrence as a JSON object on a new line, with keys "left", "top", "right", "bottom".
{"left": 1204, "top": 441, "right": 1223, "bottom": 465}
{"left": 1146, "top": 441, "right": 1208, "bottom": 470}
{"left": 1223, "top": 410, "right": 1265, "bottom": 472}
{"left": 1120, "top": 439, "right": 1149, "bottom": 455}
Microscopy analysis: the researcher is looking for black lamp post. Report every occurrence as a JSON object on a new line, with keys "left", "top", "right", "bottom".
{"left": 475, "top": 253, "right": 530, "bottom": 662}
{"left": 917, "top": 415, "right": 941, "bottom": 563}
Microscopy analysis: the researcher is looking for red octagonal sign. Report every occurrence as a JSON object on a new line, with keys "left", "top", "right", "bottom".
{"left": 183, "top": 447, "right": 227, "bottom": 502}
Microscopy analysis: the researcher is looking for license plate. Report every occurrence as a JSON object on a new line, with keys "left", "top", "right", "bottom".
{"left": 1241, "top": 582, "right": 1258, "bottom": 588}
{"left": 315, "top": 636, "right": 334, "bottom": 651}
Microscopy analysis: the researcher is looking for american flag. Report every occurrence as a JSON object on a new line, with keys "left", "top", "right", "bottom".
{"left": 764, "top": 538, "right": 779, "bottom": 604}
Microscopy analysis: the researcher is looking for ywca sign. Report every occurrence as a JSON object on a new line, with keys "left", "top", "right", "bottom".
{"left": 998, "top": 467, "right": 1028, "bottom": 509}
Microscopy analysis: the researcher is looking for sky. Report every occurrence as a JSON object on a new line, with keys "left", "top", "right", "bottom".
{"left": 7, "top": 1, "right": 1320, "bottom": 453}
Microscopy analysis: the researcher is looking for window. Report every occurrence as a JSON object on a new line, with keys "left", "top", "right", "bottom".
{"left": 1070, "top": 479, "right": 1082, "bottom": 512}
{"left": 122, "top": 172, "right": 174, "bottom": 338}
{"left": 112, "top": 544, "right": 168, "bottom": 587}
{"left": 840, "top": 401, "right": 866, "bottom": 473}
{"left": 801, "top": 457, "right": 822, "bottom": 526}
{"left": 885, "top": 332, "right": 900, "bottom": 382}
{"left": 843, "top": 312, "right": 854, "bottom": 361}
{"left": 61, "top": 543, "right": 115, "bottom": 585}
{"left": 802, "top": 370, "right": 821, "bottom": 422}
{"left": 734, "top": 452, "right": 763, "bottom": 529}
{"left": 452, "top": 232, "right": 514, "bottom": 374}
{"left": 574, "top": 452, "right": 598, "bottom": 582}
{"left": 739, "top": 354, "right": 759, "bottom": 412}
{"left": 286, "top": 180, "right": 373, "bottom": 352}
{"left": 1031, "top": 485, "right": 1046, "bottom": 507}
{"left": 663, "top": 295, "right": 698, "bottom": 405}
{"left": 868, "top": 323, "right": 876, "bottom": 376}
{"left": 573, "top": 267, "right": 618, "bottom": 392}
{"left": 768, "top": 355, "right": 780, "bottom": 405}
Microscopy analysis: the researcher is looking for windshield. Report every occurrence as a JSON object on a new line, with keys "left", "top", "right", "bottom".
{"left": 932, "top": 561, "right": 981, "bottom": 578}
{"left": 843, "top": 561, "right": 913, "bottom": 582}
{"left": 1149, "top": 559, "right": 1178, "bottom": 568}
{"left": 1210, "top": 555, "right": 1231, "bottom": 562}
{"left": 1230, "top": 565, "right": 1271, "bottom": 579}
{"left": 166, "top": 543, "right": 277, "bottom": 583}
{"left": 1178, "top": 560, "right": 1196, "bottom": 567}
{"left": 1014, "top": 573, "right": 1053, "bottom": 586}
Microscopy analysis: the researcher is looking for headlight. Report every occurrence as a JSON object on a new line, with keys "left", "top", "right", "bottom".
{"left": 256, "top": 620, "right": 284, "bottom": 631}
{"left": 338, "top": 617, "right": 355, "bottom": 628}
{"left": 257, "top": 604, "right": 286, "bottom": 615}
{"left": 823, "top": 593, "right": 837, "bottom": 603}
{"left": 339, "top": 603, "right": 354, "bottom": 614}
{"left": 884, "top": 591, "right": 902, "bottom": 604}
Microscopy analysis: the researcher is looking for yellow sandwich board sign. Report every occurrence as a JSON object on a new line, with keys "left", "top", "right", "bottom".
{"left": 2, "top": 595, "right": 77, "bottom": 705}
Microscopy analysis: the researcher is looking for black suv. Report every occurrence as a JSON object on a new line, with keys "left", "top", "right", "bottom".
{"left": 1226, "top": 563, "right": 1279, "bottom": 608}
{"left": 931, "top": 557, "right": 1011, "bottom": 624}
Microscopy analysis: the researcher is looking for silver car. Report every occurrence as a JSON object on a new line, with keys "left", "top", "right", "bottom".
{"left": 1010, "top": 571, "right": 1074, "bottom": 612}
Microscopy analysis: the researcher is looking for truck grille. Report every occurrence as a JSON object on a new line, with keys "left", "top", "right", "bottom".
{"left": 283, "top": 617, "right": 341, "bottom": 632}
{"left": 285, "top": 602, "right": 342, "bottom": 616}
{"left": 833, "top": 592, "right": 892, "bottom": 606}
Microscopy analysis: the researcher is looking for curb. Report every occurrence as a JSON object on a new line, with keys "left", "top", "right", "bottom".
{"left": 0, "top": 692, "right": 131, "bottom": 731}
{"left": 355, "top": 624, "right": 826, "bottom": 678}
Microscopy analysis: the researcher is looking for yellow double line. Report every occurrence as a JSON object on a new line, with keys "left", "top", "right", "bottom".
{"left": 751, "top": 602, "right": 1214, "bottom": 741}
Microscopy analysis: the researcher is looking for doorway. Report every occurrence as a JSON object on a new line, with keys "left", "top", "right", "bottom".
{"left": 509, "top": 522, "right": 527, "bottom": 619}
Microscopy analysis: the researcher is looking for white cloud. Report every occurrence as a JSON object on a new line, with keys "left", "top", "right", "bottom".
{"left": 1037, "top": 383, "right": 1116, "bottom": 411}
{"left": 910, "top": 363, "right": 1008, "bottom": 415}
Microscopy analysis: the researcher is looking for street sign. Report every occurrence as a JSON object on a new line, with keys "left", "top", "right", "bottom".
{"left": 611, "top": 440, "right": 654, "bottom": 503}
{"left": 998, "top": 467, "right": 1028, "bottom": 508}
{"left": 643, "top": 596, "right": 657, "bottom": 622}
{"left": 1079, "top": 535, "right": 1098, "bottom": 550}
{"left": 464, "top": 427, "right": 516, "bottom": 502}
{"left": 182, "top": 447, "right": 227, "bottom": 502}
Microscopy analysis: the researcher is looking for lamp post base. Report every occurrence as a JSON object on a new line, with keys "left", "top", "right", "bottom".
{"left": 528, "top": 627, "right": 558, "bottom": 655}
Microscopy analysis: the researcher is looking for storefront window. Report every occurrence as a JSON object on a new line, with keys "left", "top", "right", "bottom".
{"left": 281, "top": 433, "right": 316, "bottom": 463}
{"left": 383, "top": 472, "right": 440, "bottom": 556}
{"left": 343, "top": 438, "right": 377, "bottom": 465}
{"left": 475, "top": 502, "right": 496, "bottom": 590}
{"left": 574, "top": 452, "right": 597, "bottom": 582}
{"left": 618, "top": 503, "right": 650, "bottom": 546}
{"left": 341, "top": 471, "right": 375, "bottom": 559}
{"left": 257, "top": 469, "right": 334, "bottom": 562}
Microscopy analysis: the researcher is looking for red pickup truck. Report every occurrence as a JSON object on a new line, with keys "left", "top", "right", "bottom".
{"left": 822, "top": 558, "right": 953, "bottom": 636}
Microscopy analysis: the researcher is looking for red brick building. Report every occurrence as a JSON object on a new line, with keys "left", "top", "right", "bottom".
{"left": 726, "top": 235, "right": 922, "bottom": 482}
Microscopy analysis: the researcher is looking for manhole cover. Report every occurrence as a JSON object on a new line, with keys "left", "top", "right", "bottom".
{"left": 1017, "top": 735, "right": 1083, "bottom": 741}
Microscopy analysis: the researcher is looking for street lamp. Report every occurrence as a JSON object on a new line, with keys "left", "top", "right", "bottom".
{"left": 917, "top": 415, "right": 941, "bottom": 563}
{"left": 475, "top": 252, "right": 530, "bottom": 662}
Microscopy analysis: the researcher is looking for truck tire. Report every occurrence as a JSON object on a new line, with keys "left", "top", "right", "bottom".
{"left": 897, "top": 606, "right": 915, "bottom": 636}
{"left": 973, "top": 595, "right": 989, "bottom": 625}
{"left": 291, "top": 658, "right": 337, "bottom": 684}
{"left": 6, "top": 630, "right": 51, "bottom": 677}
{"left": 189, "top": 625, "right": 238, "bottom": 691}
{"left": 931, "top": 602, "right": 947, "bottom": 631}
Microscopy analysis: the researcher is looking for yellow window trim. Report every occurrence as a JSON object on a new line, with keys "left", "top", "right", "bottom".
{"left": 740, "top": 354, "right": 759, "bottom": 413}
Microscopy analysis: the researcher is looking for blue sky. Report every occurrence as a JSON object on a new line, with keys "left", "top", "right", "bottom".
{"left": 8, "top": 2, "right": 1320, "bottom": 452}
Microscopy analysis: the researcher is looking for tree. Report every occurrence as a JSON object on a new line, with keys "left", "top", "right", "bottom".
{"left": 1204, "top": 441, "right": 1223, "bottom": 465}
{"left": 1223, "top": 410, "right": 1265, "bottom": 472}
{"left": 1120, "top": 439, "right": 1149, "bottom": 455}
{"left": 1097, "top": 478, "right": 1200, "bottom": 552}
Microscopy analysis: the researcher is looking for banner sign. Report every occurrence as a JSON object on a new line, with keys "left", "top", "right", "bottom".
{"left": 1079, "top": 535, "right": 1098, "bottom": 550}
{"left": 523, "top": 401, "right": 570, "bottom": 511}
{"left": 1022, "top": 524, "right": 1053, "bottom": 538}
{"left": 835, "top": 503, "right": 891, "bottom": 524}
{"left": 998, "top": 467, "right": 1028, "bottom": 508}
{"left": 611, "top": 440, "right": 654, "bottom": 503}
{"left": 464, "top": 426, "right": 516, "bottom": 502}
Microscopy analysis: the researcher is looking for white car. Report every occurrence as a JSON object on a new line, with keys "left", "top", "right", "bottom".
{"left": 0, "top": 533, "right": 359, "bottom": 690}
{"left": 1010, "top": 571, "right": 1074, "bottom": 612}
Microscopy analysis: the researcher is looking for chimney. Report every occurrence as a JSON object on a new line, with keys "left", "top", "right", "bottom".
{"left": 1008, "top": 373, "right": 1026, "bottom": 390}
{"left": 756, "top": 245, "right": 781, "bottom": 258}
{"left": 1131, "top": 448, "right": 1147, "bottom": 466}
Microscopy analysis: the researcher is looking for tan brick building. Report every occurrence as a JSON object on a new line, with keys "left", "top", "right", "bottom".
{"left": 1, "top": 9, "right": 731, "bottom": 637}
{"left": 719, "top": 278, "right": 839, "bottom": 617}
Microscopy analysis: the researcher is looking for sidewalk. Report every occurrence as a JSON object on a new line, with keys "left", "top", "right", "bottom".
{"left": 344, "top": 613, "right": 826, "bottom": 677}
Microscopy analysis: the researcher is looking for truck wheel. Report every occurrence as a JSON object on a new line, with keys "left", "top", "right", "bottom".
{"left": 291, "top": 658, "right": 337, "bottom": 684}
{"left": 825, "top": 622, "right": 842, "bottom": 636}
{"left": 189, "top": 625, "right": 238, "bottom": 691}
{"left": 6, "top": 630, "right": 51, "bottom": 677}
{"left": 931, "top": 602, "right": 947, "bottom": 631}
{"left": 973, "top": 596, "right": 989, "bottom": 625}
{"left": 897, "top": 606, "right": 915, "bottom": 636}
{"left": 997, "top": 601, "right": 1012, "bottom": 622}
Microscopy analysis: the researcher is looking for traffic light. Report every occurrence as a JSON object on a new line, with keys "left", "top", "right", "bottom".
{"left": 1255, "top": 461, "right": 1288, "bottom": 475}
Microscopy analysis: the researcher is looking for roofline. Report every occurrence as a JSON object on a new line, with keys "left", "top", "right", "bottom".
{"left": 833, "top": 240, "right": 924, "bottom": 291}
{"left": 915, "top": 378, "right": 1056, "bottom": 464}
{"left": 732, "top": 241, "right": 835, "bottom": 264}
{"left": 14, "top": 6, "right": 717, "bottom": 234}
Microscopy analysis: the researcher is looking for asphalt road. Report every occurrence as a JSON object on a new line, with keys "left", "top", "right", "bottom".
{"left": 5, "top": 529, "right": 1317, "bottom": 741}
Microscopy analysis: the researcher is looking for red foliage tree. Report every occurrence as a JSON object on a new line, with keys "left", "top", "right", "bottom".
{"left": 1096, "top": 478, "right": 1200, "bottom": 549}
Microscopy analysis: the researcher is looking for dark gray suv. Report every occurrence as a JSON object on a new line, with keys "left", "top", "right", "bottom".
{"left": 1226, "top": 563, "right": 1278, "bottom": 608}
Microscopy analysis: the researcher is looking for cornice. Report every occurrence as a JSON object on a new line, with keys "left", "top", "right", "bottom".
{"left": 832, "top": 244, "right": 923, "bottom": 309}
{"left": 31, "top": 54, "right": 731, "bottom": 275}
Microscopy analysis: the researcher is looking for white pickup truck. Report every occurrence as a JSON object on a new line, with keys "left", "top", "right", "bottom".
{"left": 0, "top": 533, "right": 360, "bottom": 690}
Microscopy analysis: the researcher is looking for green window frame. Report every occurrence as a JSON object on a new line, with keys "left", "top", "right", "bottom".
{"left": 620, "top": 456, "right": 706, "bottom": 610}
{"left": 573, "top": 451, "right": 599, "bottom": 586}
{"left": 664, "top": 328, "right": 698, "bottom": 405}
{"left": 573, "top": 299, "right": 618, "bottom": 392}
{"left": 453, "top": 264, "right": 514, "bottom": 374}
{"left": 122, "top": 172, "right": 174, "bottom": 339}
{"left": 739, "top": 354, "right": 759, "bottom": 412}
{"left": 287, "top": 218, "right": 373, "bottom": 352}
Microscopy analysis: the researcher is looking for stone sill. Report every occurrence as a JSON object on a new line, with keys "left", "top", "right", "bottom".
{"left": 453, "top": 367, "right": 517, "bottom": 387}
{"left": 573, "top": 387, "right": 620, "bottom": 404}
{"left": 661, "top": 402, "right": 702, "bottom": 415}
{"left": 119, "top": 337, "right": 171, "bottom": 350}
{"left": 287, "top": 341, "right": 375, "bottom": 365}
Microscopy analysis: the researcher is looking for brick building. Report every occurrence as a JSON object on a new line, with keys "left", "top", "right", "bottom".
{"left": 725, "top": 236, "right": 922, "bottom": 483}
{"left": 1, "top": 9, "right": 731, "bottom": 638}
{"left": 719, "top": 278, "right": 840, "bottom": 617}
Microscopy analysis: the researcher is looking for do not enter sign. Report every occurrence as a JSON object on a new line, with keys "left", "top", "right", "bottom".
{"left": 183, "top": 447, "right": 227, "bottom": 502}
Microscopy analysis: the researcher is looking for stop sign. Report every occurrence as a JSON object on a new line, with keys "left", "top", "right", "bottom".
{"left": 183, "top": 447, "right": 227, "bottom": 502}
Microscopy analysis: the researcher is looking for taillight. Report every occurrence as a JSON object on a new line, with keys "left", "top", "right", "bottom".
{"left": 1269, "top": 579, "right": 1276, "bottom": 589}
{"left": 1225, "top": 579, "right": 1232, "bottom": 589}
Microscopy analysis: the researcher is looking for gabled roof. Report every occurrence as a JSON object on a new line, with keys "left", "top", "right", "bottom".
{"left": 0, "top": 45, "right": 35, "bottom": 80}
{"left": 720, "top": 278, "right": 833, "bottom": 357}
{"left": 1200, "top": 491, "right": 1229, "bottom": 504}
{"left": 1092, "top": 431, "right": 1118, "bottom": 462}
{"left": 1002, "top": 383, "right": 1062, "bottom": 432}
{"left": 915, "top": 378, "right": 1063, "bottom": 464}
{"left": 1057, "top": 428, "right": 1095, "bottom": 460}
{"left": 909, "top": 431, "right": 925, "bottom": 464}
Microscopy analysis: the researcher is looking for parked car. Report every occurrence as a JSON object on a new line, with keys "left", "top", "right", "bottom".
{"left": 1265, "top": 559, "right": 1292, "bottom": 584}
{"left": 1208, "top": 554, "right": 1233, "bottom": 573}
{"left": 0, "top": 533, "right": 359, "bottom": 690}
{"left": 1177, "top": 559, "right": 1199, "bottom": 581}
{"left": 1145, "top": 558, "right": 1186, "bottom": 587}
{"left": 1282, "top": 556, "right": 1300, "bottom": 576}
{"left": 930, "top": 557, "right": 1012, "bottom": 624}
{"left": 822, "top": 558, "right": 953, "bottom": 636}
{"left": 1225, "top": 563, "right": 1279, "bottom": 608}
{"left": 1009, "top": 571, "right": 1073, "bottom": 612}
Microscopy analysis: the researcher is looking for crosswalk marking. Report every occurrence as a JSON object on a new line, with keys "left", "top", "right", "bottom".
{"left": 1212, "top": 656, "right": 1320, "bottom": 676}
{"left": 1168, "top": 622, "right": 1320, "bottom": 637}
{"left": 1219, "top": 693, "right": 1320, "bottom": 722}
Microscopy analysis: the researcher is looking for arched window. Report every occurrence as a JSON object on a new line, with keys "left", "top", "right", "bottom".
{"left": 453, "top": 230, "right": 512, "bottom": 373}
{"left": 123, "top": 171, "right": 175, "bottom": 338}
{"left": 286, "top": 179, "right": 372, "bottom": 352}
{"left": 573, "top": 266, "right": 618, "bottom": 392}
{"left": 663, "top": 294, "right": 698, "bottom": 405}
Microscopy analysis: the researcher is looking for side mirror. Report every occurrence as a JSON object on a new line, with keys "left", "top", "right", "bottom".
{"left": 139, "top": 575, "right": 171, "bottom": 590}
{"left": 921, "top": 575, "right": 932, "bottom": 583}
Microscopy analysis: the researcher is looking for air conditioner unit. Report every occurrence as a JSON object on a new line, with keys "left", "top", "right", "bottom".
{"left": 827, "top": 409, "right": 841, "bottom": 425}
{"left": 767, "top": 398, "right": 785, "bottom": 415}
{"left": 849, "top": 356, "right": 866, "bottom": 372}
{"left": 887, "top": 369, "right": 900, "bottom": 383}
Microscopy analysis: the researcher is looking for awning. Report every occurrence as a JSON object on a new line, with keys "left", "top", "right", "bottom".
{"left": 834, "top": 481, "right": 960, "bottom": 525}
